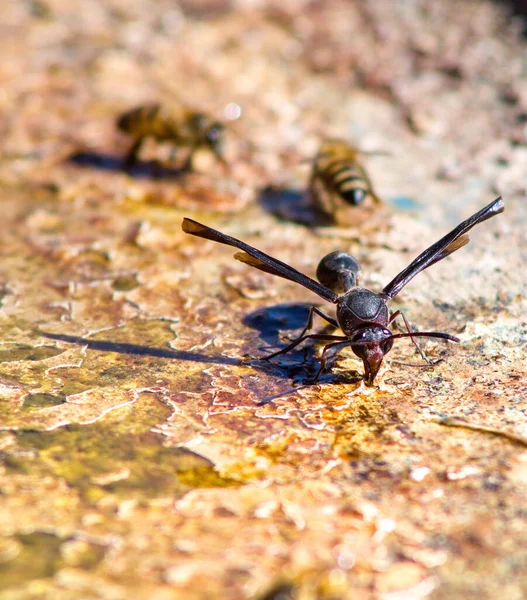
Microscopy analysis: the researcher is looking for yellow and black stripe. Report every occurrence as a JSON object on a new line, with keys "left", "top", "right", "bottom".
{"left": 309, "top": 139, "right": 380, "bottom": 221}
{"left": 116, "top": 104, "right": 170, "bottom": 138}
{"left": 116, "top": 103, "right": 225, "bottom": 168}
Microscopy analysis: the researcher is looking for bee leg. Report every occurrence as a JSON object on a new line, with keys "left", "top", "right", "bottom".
{"left": 123, "top": 137, "right": 145, "bottom": 168}
{"left": 370, "top": 190, "right": 382, "bottom": 204}
{"left": 168, "top": 146, "right": 179, "bottom": 164}
{"left": 309, "top": 174, "right": 335, "bottom": 224}
{"left": 181, "top": 146, "right": 198, "bottom": 172}
{"left": 389, "top": 310, "right": 440, "bottom": 365}
{"left": 216, "top": 151, "right": 230, "bottom": 174}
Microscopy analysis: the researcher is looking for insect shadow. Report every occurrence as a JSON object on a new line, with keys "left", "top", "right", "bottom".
{"left": 258, "top": 185, "right": 320, "bottom": 226}
{"left": 38, "top": 328, "right": 319, "bottom": 383}
{"left": 67, "top": 151, "right": 185, "bottom": 180}
{"left": 39, "top": 330, "right": 239, "bottom": 366}
{"left": 242, "top": 302, "right": 314, "bottom": 345}
{"left": 242, "top": 302, "right": 360, "bottom": 384}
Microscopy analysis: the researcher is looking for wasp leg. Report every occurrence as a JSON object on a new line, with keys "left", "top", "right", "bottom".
{"left": 312, "top": 340, "right": 352, "bottom": 382}
{"left": 281, "top": 306, "right": 338, "bottom": 342}
{"left": 294, "top": 306, "right": 339, "bottom": 340}
{"left": 262, "top": 333, "right": 347, "bottom": 361}
{"left": 389, "top": 310, "right": 441, "bottom": 365}
{"left": 123, "top": 136, "right": 145, "bottom": 167}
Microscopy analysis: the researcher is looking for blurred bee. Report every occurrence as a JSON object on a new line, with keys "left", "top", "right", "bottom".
{"left": 309, "top": 139, "right": 381, "bottom": 223}
{"left": 116, "top": 103, "right": 225, "bottom": 169}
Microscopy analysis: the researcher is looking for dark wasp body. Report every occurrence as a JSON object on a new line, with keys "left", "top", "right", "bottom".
{"left": 182, "top": 197, "right": 504, "bottom": 385}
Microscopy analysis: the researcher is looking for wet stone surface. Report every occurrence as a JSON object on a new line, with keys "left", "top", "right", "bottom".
{"left": 0, "top": 1, "right": 526, "bottom": 599}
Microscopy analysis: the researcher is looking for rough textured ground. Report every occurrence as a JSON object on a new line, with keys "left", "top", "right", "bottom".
{"left": 0, "top": 1, "right": 526, "bottom": 599}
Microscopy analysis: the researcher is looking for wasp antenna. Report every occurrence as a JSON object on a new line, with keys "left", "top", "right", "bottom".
{"left": 387, "top": 332, "right": 460, "bottom": 343}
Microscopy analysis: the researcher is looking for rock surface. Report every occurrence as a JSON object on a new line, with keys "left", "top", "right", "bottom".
{"left": 0, "top": 1, "right": 526, "bottom": 599}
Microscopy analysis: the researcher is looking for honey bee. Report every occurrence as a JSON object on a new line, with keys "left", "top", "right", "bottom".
{"left": 116, "top": 103, "right": 225, "bottom": 169}
{"left": 309, "top": 139, "right": 381, "bottom": 222}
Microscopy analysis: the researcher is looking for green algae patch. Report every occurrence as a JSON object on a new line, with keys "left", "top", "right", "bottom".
{"left": 112, "top": 273, "right": 140, "bottom": 292}
{"left": 176, "top": 465, "right": 241, "bottom": 488}
{"left": 12, "top": 392, "right": 243, "bottom": 502}
{"left": 0, "top": 532, "right": 108, "bottom": 591}
{"left": 0, "top": 532, "right": 64, "bottom": 590}
{"left": 22, "top": 393, "right": 65, "bottom": 410}
{"left": 0, "top": 344, "right": 64, "bottom": 363}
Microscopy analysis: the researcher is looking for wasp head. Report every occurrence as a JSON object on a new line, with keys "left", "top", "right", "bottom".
{"left": 350, "top": 326, "right": 394, "bottom": 386}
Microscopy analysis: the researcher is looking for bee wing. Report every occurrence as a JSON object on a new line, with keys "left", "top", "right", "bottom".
{"left": 182, "top": 218, "right": 339, "bottom": 304}
{"left": 382, "top": 197, "right": 504, "bottom": 299}
{"left": 370, "top": 190, "right": 383, "bottom": 204}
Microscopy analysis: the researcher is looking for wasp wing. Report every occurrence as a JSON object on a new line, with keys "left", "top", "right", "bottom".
{"left": 182, "top": 218, "right": 339, "bottom": 304}
{"left": 382, "top": 197, "right": 504, "bottom": 299}
{"left": 233, "top": 251, "right": 300, "bottom": 279}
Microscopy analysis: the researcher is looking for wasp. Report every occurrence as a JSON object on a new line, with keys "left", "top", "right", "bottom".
{"left": 182, "top": 197, "right": 504, "bottom": 386}
{"left": 116, "top": 103, "right": 225, "bottom": 169}
{"left": 309, "top": 139, "right": 381, "bottom": 222}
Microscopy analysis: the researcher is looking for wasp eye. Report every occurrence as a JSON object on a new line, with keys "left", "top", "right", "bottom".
{"left": 350, "top": 327, "right": 393, "bottom": 360}
{"left": 350, "top": 343, "right": 366, "bottom": 360}
{"left": 382, "top": 338, "right": 394, "bottom": 355}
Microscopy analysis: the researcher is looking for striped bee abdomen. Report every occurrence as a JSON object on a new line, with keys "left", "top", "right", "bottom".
{"left": 320, "top": 158, "right": 369, "bottom": 205}
{"left": 116, "top": 104, "right": 167, "bottom": 137}
{"left": 309, "top": 139, "right": 380, "bottom": 222}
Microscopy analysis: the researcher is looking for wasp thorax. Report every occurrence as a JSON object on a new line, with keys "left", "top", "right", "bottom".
{"left": 316, "top": 251, "right": 360, "bottom": 293}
